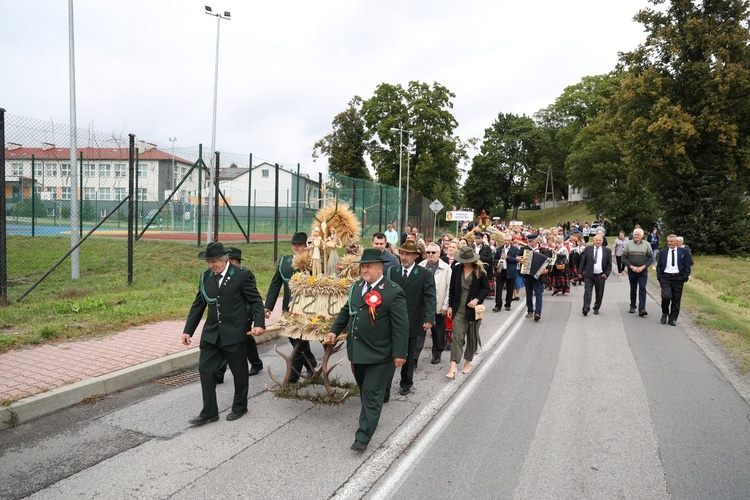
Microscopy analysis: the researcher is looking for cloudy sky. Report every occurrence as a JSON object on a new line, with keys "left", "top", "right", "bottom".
{"left": 2, "top": 0, "right": 649, "bottom": 179}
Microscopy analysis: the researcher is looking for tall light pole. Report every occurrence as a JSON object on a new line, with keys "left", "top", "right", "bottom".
{"left": 390, "top": 125, "right": 404, "bottom": 234}
{"left": 403, "top": 130, "right": 414, "bottom": 232}
{"left": 68, "top": 0, "right": 80, "bottom": 279}
{"left": 169, "top": 137, "right": 177, "bottom": 188}
{"left": 204, "top": 5, "right": 230, "bottom": 242}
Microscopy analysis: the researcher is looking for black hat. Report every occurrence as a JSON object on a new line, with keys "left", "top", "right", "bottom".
{"left": 527, "top": 234, "right": 539, "bottom": 241}
{"left": 455, "top": 246, "right": 480, "bottom": 263}
{"left": 291, "top": 232, "right": 308, "bottom": 244}
{"left": 353, "top": 248, "right": 389, "bottom": 264}
{"left": 198, "top": 241, "right": 229, "bottom": 260}
{"left": 474, "top": 231, "right": 484, "bottom": 239}
{"left": 227, "top": 246, "right": 242, "bottom": 261}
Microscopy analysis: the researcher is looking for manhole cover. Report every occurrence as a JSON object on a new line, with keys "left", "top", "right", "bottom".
{"left": 156, "top": 370, "right": 200, "bottom": 387}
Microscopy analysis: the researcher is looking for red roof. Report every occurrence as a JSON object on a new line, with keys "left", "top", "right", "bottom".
{"left": 4, "top": 147, "right": 192, "bottom": 164}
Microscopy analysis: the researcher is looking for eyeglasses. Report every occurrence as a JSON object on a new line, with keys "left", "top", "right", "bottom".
{"left": 425, "top": 251, "right": 438, "bottom": 254}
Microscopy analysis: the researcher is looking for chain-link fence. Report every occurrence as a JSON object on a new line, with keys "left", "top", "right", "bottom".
{"left": 2, "top": 112, "right": 431, "bottom": 301}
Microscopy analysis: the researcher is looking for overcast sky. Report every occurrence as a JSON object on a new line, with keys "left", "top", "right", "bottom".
{"left": 2, "top": 0, "right": 649, "bottom": 179}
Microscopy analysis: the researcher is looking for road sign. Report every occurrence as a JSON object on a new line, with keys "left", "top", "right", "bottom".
{"left": 429, "top": 199, "right": 444, "bottom": 214}
{"left": 446, "top": 210, "right": 474, "bottom": 222}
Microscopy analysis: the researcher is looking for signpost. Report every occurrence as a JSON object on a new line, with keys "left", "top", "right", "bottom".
{"left": 429, "top": 199, "right": 444, "bottom": 240}
{"left": 446, "top": 210, "right": 474, "bottom": 237}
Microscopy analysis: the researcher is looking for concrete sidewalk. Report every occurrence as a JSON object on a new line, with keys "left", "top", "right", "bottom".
{"left": 0, "top": 305, "right": 284, "bottom": 430}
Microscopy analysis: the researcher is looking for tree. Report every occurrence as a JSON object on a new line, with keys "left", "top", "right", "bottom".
{"left": 464, "top": 113, "right": 544, "bottom": 219}
{"left": 615, "top": 0, "right": 750, "bottom": 253}
{"left": 13, "top": 193, "right": 47, "bottom": 218}
{"left": 362, "top": 81, "right": 463, "bottom": 208}
{"left": 313, "top": 96, "right": 370, "bottom": 180}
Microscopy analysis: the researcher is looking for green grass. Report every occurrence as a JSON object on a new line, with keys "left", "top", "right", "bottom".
{"left": 1, "top": 236, "right": 279, "bottom": 352}
{"left": 514, "top": 203, "right": 596, "bottom": 229}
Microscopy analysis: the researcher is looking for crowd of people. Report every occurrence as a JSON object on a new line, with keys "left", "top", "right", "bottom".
{"left": 181, "top": 220, "right": 692, "bottom": 451}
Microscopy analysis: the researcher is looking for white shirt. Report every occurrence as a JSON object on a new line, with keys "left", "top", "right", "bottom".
{"left": 215, "top": 261, "right": 230, "bottom": 287}
{"left": 664, "top": 248, "right": 679, "bottom": 273}
{"left": 592, "top": 245, "right": 603, "bottom": 274}
{"left": 401, "top": 263, "right": 416, "bottom": 278}
{"left": 362, "top": 276, "right": 384, "bottom": 295}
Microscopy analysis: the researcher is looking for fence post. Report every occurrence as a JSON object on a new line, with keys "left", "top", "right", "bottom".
{"left": 274, "top": 163, "right": 280, "bottom": 264}
{"left": 295, "top": 162, "right": 300, "bottom": 232}
{"left": 31, "top": 155, "right": 36, "bottom": 237}
{"left": 246, "top": 153, "right": 252, "bottom": 242}
{"left": 79, "top": 151, "right": 83, "bottom": 237}
{"left": 213, "top": 151, "right": 220, "bottom": 242}
{"left": 0, "top": 108, "right": 7, "bottom": 304}
{"left": 127, "top": 134, "right": 135, "bottom": 285}
{"left": 196, "top": 145, "right": 203, "bottom": 246}
{"left": 378, "top": 184, "right": 383, "bottom": 232}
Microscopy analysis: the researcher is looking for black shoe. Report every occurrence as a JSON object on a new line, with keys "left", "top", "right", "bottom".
{"left": 668, "top": 319, "right": 677, "bottom": 326}
{"left": 249, "top": 366, "right": 262, "bottom": 376}
{"left": 629, "top": 307, "right": 636, "bottom": 314}
{"left": 431, "top": 354, "right": 441, "bottom": 364}
{"left": 399, "top": 386, "right": 411, "bottom": 396}
{"left": 505, "top": 305, "right": 511, "bottom": 311}
{"left": 639, "top": 309, "right": 648, "bottom": 317}
{"left": 552, "top": 291, "right": 559, "bottom": 296}
{"left": 582, "top": 309, "right": 589, "bottom": 316}
{"left": 534, "top": 314, "right": 541, "bottom": 322}
{"left": 492, "top": 306, "right": 502, "bottom": 312}
{"left": 593, "top": 309, "right": 600, "bottom": 315}
{"left": 351, "top": 440, "right": 368, "bottom": 452}
{"left": 383, "top": 392, "right": 390, "bottom": 403}
{"left": 661, "top": 314, "right": 667, "bottom": 325}
{"left": 512, "top": 297, "right": 520, "bottom": 301}
{"left": 188, "top": 415, "right": 219, "bottom": 426}
{"left": 226, "top": 409, "right": 248, "bottom": 421}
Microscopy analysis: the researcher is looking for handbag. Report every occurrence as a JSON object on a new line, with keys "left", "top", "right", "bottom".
{"left": 474, "top": 304, "right": 485, "bottom": 319}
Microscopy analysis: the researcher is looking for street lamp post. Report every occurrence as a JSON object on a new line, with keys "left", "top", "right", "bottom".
{"left": 390, "top": 125, "right": 404, "bottom": 234}
{"left": 403, "top": 130, "right": 413, "bottom": 232}
{"left": 204, "top": 5, "right": 230, "bottom": 242}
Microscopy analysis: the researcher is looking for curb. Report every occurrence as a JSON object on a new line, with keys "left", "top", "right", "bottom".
{"left": 0, "top": 348, "right": 199, "bottom": 431}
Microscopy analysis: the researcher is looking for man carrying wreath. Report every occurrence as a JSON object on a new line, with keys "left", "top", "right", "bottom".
{"left": 326, "top": 248, "right": 409, "bottom": 452}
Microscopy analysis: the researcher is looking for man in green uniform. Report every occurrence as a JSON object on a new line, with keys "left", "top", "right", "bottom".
{"left": 264, "top": 232, "right": 317, "bottom": 382}
{"left": 182, "top": 242, "right": 266, "bottom": 425}
{"left": 326, "top": 248, "right": 409, "bottom": 452}
{"left": 386, "top": 240, "right": 436, "bottom": 397}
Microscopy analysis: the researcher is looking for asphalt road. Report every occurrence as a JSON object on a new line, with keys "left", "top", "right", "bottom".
{"left": 2, "top": 274, "right": 750, "bottom": 499}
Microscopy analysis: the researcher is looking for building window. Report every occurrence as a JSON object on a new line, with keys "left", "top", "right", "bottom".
{"left": 35, "top": 164, "right": 44, "bottom": 177}
{"left": 115, "top": 164, "right": 127, "bottom": 178}
{"left": 137, "top": 188, "right": 147, "bottom": 201}
{"left": 99, "top": 164, "right": 111, "bottom": 178}
{"left": 12, "top": 163, "right": 23, "bottom": 176}
{"left": 84, "top": 187, "right": 96, "bottom": 200}
{"left": 261, "top": 169, "right": 269, "bottom": 178}
{"left": 45, "top": 187, "right": 56, "bottom": 200}
{"left": 99, "top": 187, "right": 111, "bottom": 200}
{"left": 115, "top": 188, "right": 126, "bottom": 200}
{"left": 61, "top": 187, "right": 71, "bottom": 200}
{"left": 181, "top": 190, "right": 188, "bottom": 202}
{"left": 84, "top": 164, "right": 96, "bottom": 178}
{"left": 61, "top": 163, "right": 71, "bottom": 177}
{"left": 46, "top": 163, "right": 58, "bottom": 177}
{"left": 137, "top": 164, "right": 148, "bottom": 178}
{"left": 34, "top": 186, "right": 43, "bottom": 197}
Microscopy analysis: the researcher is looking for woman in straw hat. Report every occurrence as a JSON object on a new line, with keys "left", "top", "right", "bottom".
{"left": 445, "top": 246, "right": 491, "bottom": 378}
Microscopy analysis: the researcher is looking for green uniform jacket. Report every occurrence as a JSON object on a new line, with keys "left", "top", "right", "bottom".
{"left": 183, "top": 263, "right": 266, "bottom": 346}
{"left": 388, "top": 264, "right": 437, "bottom": 338}
{"left": 265, "top": 255, "right": 295, "bottom": 312}
{"left": 330, "top": 278, "right": 409, "bottom": 364}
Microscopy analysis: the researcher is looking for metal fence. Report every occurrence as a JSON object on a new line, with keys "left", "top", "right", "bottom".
{"left": 1, "top": 112, "right": 437, "bottom": 301}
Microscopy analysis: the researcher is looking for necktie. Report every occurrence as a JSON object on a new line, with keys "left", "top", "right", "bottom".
{"left": 594, "top": 247, "right": 599, "bottom": 263}
{"left": 214, "top": 273, "right": 222, "bottom": 285}
{"left": 403, "top": 268, "right": 408, "bottom": 279}
{"left": 671, "top": 249, "right": 676, "bottom": 266}
{"left": 363, "top": 282, "right": 371, "bottom": 296}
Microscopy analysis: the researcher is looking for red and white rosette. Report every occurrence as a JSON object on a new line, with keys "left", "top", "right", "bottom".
{"left": 364, "top": 290, "right": 382, "bottom": 325}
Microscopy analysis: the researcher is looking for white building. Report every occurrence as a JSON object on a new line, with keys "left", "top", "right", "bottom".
{"left": 218, "top": 162, "right": 319, "bottom": 210}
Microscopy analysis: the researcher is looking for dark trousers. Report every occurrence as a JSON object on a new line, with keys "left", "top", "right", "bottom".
{"left": 289, "top": 338, "right": 317, "bottom": 383}
{"left": 198, "top": 336, "right": 248, "bottom": 418}
{"left": 415, "top": 314, "right": 447, "bottom": 358}
{"left": 660, "top": 274, "right": 685, "bottom": 320}
{"left": 627, "top": 268, "right": 648, "bottom": 310}
{"left": 386, "top": 336, "right": 417, "bottom": 394}
{"left": 352, "top": 361, "right": 392, "bottom": 444}
{"left": 216, "top": 337, "right": 263, "bottom": 379}
{"left": 524, "top": 276, "right": 545, "bottom": 315}
{"left": 583, "top": 274, "right": 607, "bottom": 312}
{"left": 616, "top": 255, "right": 624, "bottom": 273}
{"left": 495, "top": 270, "right": 515, "bottom": 308}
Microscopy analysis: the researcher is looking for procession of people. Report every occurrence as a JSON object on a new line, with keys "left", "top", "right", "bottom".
{"left": 182, "top": 216, "right": 691, "bottom": 450}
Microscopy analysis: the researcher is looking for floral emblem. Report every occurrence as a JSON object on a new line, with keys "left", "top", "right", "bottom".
{"left": 364, "top": 290, "right": 382, "bottom": 325}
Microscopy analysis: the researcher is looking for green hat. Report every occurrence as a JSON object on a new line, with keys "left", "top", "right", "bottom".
{"left": 397, "top": 240, "right": 420, "bottom": 254}
{"left": 227, "top": 246, "right": 242, "bottom": 261}
{"left": 353, "top": 248, "right": 389, "bottom": 264}
{"left": 454, "top": 246, "right": 480, "bottom": 264}
{"left": 291, "top": 232, "right": 308, "bottom": 244}
{"left": 198, "top": 241, "right": 229, "bottom": 260}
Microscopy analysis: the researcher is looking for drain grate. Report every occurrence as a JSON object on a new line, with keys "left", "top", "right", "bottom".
{"left": 155, "top": 370, "right": 200, "bottom": 387}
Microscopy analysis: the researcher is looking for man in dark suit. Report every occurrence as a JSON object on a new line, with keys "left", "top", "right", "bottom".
{"left": 326, "top": 248, "right": 409, "bottom": 452}
{"left": 493, "top": 233, "right": 520, "bottom": 312}
{"left": 215, "top": 247, "right": 264, "bottom": 383}
{"left": 656, "top": 234, "right": 692, "bottom": 326}
{"left": 386, "top": 240, "right": 436, "bottom": 396}
{"left": 264, "top": 232, "right": 317, "bottom": 383}
{"left": 474, "top": 232, "right": 494, "bottom": 276}
{"left": 182, "top": 242, "right": 266, "bottom": 425}
{"left": 578, "top": 233, "right": 613, "bottom": 316}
